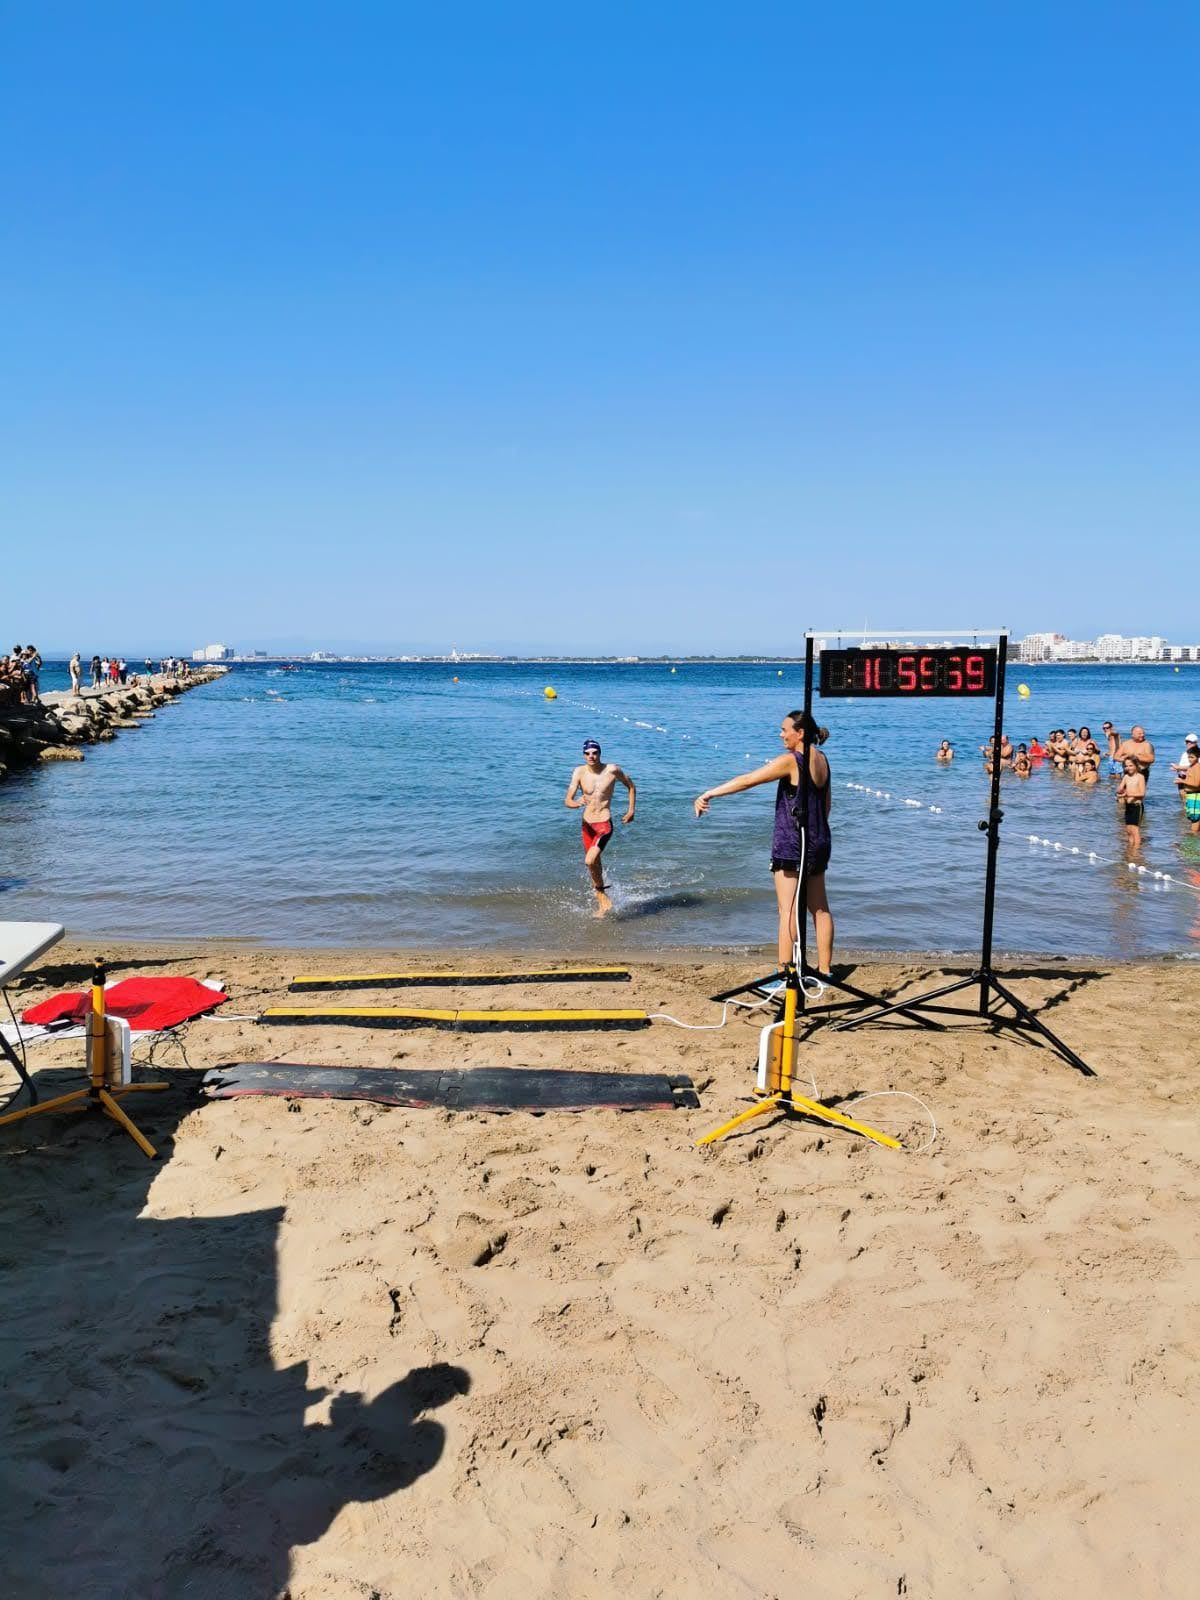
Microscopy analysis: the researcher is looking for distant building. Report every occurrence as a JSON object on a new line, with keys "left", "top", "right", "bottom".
{"left": 1017, "top": 632, "right": 1185, "bottom": 663}
{"left": 1051, "top": 639, "right": 1095, "bottom": 661}
{"left": 1017, "top": 632, "right": 1064, "bottom": 663}
{"left": 192, "top": 643, "right": 234, "bottom": 662}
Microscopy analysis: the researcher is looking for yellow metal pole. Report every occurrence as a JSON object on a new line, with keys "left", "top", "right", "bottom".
{"left": 89, "top": 960, "right": 107, "bottom": 1090}
{"left": 778, "top": 965, "right": 798, "bottom": 1096}
{"left": 99, "top": 1088, "right": 158, "bottom": 1159}
{"left": 697, "top": 1093, "right": 783, "bottom": 1146}
{"left": 786, "top": 1092, "right": 902, "bottom": 1150}
{"left": 0, "top": 1087, "right": 89, "bottom": 1129}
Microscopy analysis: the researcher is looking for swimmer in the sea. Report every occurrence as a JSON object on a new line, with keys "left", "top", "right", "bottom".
{"left": 564, "top": 739, "right": 635, "bottom": 916}
{"left": 1117, "top": 758, "right": 1146, "bottom": 848}
{"left": 1176, "top": 745, "right": 1200, "bottom": 834}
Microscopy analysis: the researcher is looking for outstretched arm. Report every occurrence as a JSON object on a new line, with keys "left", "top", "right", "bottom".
{"left": 694, "top": 754, "right": 793, "bottom": 816}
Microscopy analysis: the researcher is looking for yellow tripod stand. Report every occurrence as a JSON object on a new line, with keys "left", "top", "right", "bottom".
{"left": 0, "top": 960, "right": 169, "bottom": 1158}
{"left": 698, "top": 964, "right": 899, "bottom": 1150}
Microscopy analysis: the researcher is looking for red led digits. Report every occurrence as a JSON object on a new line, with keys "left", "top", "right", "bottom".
{"left": 818, "top": 646, "right": 997, "bottom": 697}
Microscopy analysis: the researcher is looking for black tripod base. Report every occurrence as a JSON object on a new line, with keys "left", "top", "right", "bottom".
{"left": 711, "top": 965, "right": 945, "bottom": 1029}
{"left": 833, "top": 968, "right": 1094, "bottom": 1076}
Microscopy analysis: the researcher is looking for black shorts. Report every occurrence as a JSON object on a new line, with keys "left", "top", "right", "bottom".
{"left": 771, "top": 851, "right": 830, "bottom": 875}
{"left": 1123, "top": 800, "right": 1144, "bottom": 826}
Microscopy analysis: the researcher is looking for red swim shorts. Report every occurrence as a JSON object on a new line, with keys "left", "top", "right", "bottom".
{"left": 582, "top": 818, "right": 614, "bottom": 855}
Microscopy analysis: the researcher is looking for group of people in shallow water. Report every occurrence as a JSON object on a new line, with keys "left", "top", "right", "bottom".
{"left": 934, "top": 722, "right": 1200, "bottom": 847}
{"left": 565, "top": 709, "right": 1200, "bottom": 973}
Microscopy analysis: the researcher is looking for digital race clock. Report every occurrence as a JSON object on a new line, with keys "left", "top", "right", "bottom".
{"left": 819, "top": 646, "right": 998, "bottom": 698}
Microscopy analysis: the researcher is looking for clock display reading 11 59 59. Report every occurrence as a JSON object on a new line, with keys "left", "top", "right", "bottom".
{"left": 819, "top": 646, "right": 998, "bottom": 698}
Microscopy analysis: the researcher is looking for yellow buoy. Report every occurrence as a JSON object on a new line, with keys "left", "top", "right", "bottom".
{"left": 670, "top": 666, "right": 677, "bottom": 673}
{"left": 452, "top": 676, "right": 459, "bottom": 683}
{"left": 1017, "top": 683, "right": 1031, "bottom": 698}
{"left": 543, "top": 686, "right": 557, "bottom": 700}
{"left": 777, "top": 670, "right": 783, "bottom": 677}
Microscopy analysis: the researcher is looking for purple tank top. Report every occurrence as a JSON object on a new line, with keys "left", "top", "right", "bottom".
{"left": 771, "top": 751, "right": 831, "bottom": 866}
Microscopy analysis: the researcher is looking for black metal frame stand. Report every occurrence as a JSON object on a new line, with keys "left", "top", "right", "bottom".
{"left": 0, "top": 1027, "right": 37, "bottom": 1110}
{"left": 832, "top": 633, "right": 1094, "bottom": 1076}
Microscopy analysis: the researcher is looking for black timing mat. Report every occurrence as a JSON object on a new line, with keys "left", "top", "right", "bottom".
{"left": 288, "top": 967, "right": 632, "bottom": 991}
{"left": 202, "top": 1063, "right": 700, "bottom": 1112}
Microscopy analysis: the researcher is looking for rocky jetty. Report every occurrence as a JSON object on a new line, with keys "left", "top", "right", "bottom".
{"left": 0, "top": 667, "right": 227, "bottom": 783}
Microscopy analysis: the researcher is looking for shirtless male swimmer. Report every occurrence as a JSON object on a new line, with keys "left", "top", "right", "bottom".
{"left": 564, "top": 739, "right": 635, "bottom": 916}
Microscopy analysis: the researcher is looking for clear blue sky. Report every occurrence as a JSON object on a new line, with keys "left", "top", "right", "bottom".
{"left": 3, "top": 2, "right": 1197, "bottom": 656}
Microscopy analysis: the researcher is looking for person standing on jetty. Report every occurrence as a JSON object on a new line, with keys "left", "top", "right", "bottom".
{"left": 564, "top": 740, "right": 636, "bottom": 917}
{"left": 694, "top": 710, "right": 835, "bottom": 976}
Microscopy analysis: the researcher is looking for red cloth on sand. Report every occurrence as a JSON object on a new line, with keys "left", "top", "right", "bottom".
{"left": 23, "top": 976, "right": 226, "bottom": 1031}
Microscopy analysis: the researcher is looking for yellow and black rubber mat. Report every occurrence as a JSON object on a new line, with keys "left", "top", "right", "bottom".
{"left": 259, "top": 1005, "right": 650, "bottom": 1031}
{"left": 288, "top": 967, "right": 631, "bottom": 991}
{"left": 203, "top": 1064, "right": 698, "bottom": 1111}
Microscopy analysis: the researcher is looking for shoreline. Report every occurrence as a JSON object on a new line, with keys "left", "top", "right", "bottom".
{"left": 0, "top": 666, "right": 226, "bottom": 782}
{"left": 26, "top": 933, "right": 1197, "bottom": 967}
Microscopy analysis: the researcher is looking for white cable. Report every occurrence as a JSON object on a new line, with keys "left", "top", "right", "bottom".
{"left": 844, "top": 1090, "right": 939, "bottom": 1154}
{"left": 648, "top": 1002, "right": 736, "bottom": 1030}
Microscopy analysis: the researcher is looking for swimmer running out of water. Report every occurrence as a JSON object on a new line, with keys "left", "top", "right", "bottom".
{"left": 564, "top": 740, "right": 635, "bottom": 916}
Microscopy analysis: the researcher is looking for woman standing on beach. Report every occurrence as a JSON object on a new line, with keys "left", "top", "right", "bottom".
{"left": 694, "top": 710, "right": 834, "bottom": 974}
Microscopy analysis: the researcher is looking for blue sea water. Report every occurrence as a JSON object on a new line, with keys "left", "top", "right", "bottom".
{"left": 3, "top": 660, "right": 1199, "bottom": 957}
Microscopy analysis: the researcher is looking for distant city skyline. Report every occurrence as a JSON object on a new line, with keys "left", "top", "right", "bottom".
{"left": 17, "top": 623, "right": 1200, "bottom": 663}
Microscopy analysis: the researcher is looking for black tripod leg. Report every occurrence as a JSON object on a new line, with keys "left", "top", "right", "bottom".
{"left": 834, "top": 975, "right": 975, "bottom": 1032}
{"left": 0, "top": 1029, "right": 37, "bottom": 1107}
{"left": 986, "top": 978, "right": 1095, "bottom": 1077}
{"left": 805, "top": 969, "right": 945, "bottom": 1030}
{"left": 710, "top": 971, "right": 785, "bottom": 1004}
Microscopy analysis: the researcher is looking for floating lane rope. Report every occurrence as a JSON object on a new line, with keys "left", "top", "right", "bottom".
{"left": 839, "top": 782, "right": 1196, "bottom": 895}
{"left": 506, "top": 685, "right": 1200, "bottom": 899}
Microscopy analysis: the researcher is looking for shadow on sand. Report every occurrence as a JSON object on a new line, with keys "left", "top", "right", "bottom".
{"left": 0, "top": 1068, "right": 469, "bottom": 1599}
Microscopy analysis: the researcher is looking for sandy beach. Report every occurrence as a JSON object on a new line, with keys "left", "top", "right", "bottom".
{"left": 2, "top": 940, "right": 1198, "bottom": 1598}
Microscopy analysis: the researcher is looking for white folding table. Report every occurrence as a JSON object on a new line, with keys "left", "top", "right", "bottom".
{"left": 0, "top": 921, "right": 65, "bottom": 1103}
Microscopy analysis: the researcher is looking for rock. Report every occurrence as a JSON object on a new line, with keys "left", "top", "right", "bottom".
{"left": 38, "top": 746, "right": 84, "bottom": 762}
